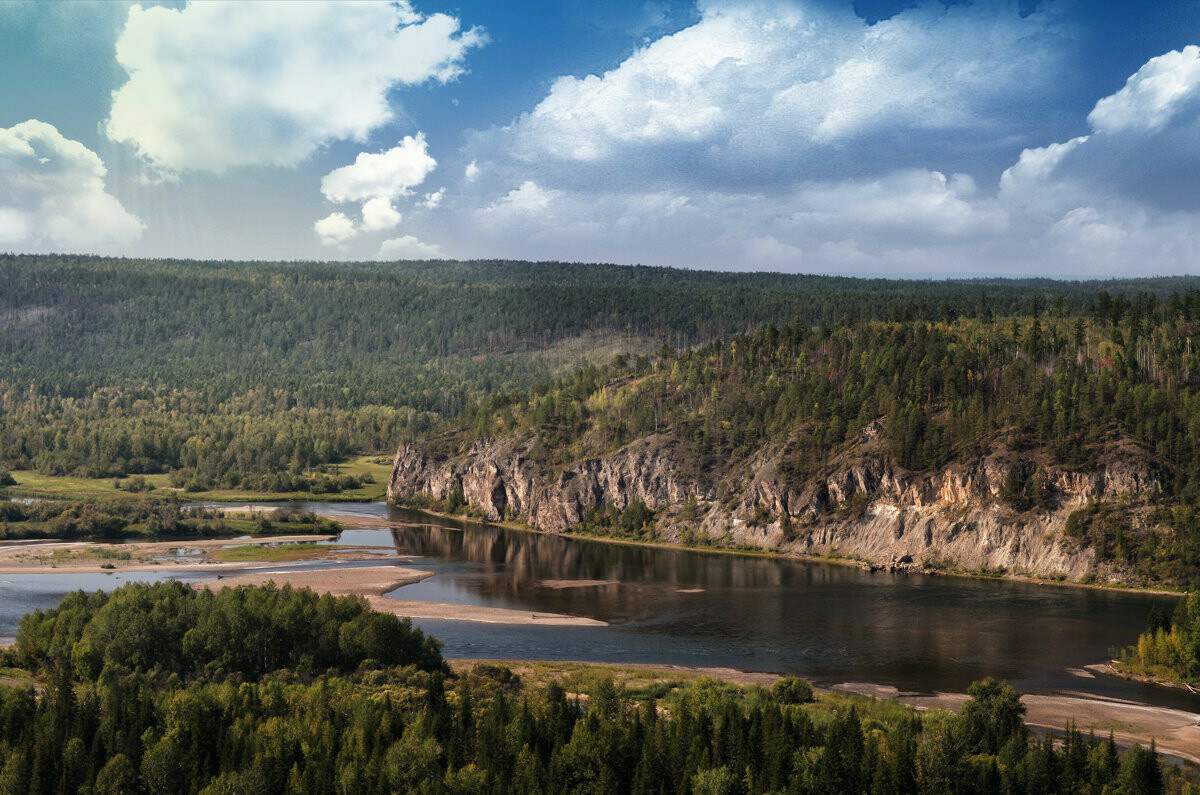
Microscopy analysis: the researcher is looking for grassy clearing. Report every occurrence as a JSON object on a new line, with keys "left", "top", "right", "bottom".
{"left": 446, "top": 660, "right": 948, "bottom": 729}
{"left": 2, "top": 470, "right": 173, "bottom": 498}
{"left": 0, "top": 454, "right": 392, "bottom": 503}
{"left": 208, "top": 543, "right": 345, "bottom": 563}
{"left": 0, "top": 667, "right": 39, "bottom": 691}
{"left": 454, "top": 660, "right": 712, "bottom": 694}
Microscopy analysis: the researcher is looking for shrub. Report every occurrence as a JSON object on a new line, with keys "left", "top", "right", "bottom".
{"left": 772, "top": 676, "right": 814, "bottom": 704}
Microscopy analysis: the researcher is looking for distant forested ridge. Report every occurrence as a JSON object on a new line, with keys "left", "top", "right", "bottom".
{"left": 5, "top": 254, "right": 1195, "bottom": 491}
{"left": 0, "top": 582, "right": 1183, "bottom": 794}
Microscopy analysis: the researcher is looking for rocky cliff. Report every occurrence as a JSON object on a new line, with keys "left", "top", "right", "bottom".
{"left": 388, "top": 429, "right": 1165, "bottom": 583}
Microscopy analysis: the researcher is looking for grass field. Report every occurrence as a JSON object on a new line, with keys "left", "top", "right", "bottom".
{"left": 0, "top": 455, "right": 393, "bottom": 503}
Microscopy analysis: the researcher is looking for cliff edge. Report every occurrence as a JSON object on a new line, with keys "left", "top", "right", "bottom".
{"left": 389, "top": 427, "right": 1164, "bottom": 584}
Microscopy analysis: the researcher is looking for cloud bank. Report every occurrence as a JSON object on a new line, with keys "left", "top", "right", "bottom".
{"left": 441, "top": 2, "right": 1200, "bottom": 276}
{"left": 477, "top": 0, "right": 1068, "bottom": 190}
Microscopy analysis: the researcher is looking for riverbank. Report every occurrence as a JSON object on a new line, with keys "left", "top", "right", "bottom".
{"left": 388, "top": 503, "right": 1188, "bottom": 598}
{"left": 1088, "top": 662, "right": 1200, "bottom": 695}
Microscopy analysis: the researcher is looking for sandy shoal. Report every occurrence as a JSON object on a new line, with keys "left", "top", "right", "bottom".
{"left": 366, "top": 595, "right": 606, "bottom": 626}
{"left": 195, "top": 565, "right": 606, "bottom": 626}
{"left": 321, "top": 514, "right": 406, "bottom": 529}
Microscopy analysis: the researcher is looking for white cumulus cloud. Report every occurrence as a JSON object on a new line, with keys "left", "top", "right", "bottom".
{"left": 378, "top": 234, "right": 445, "bottom": 259}
{"left": 321, "top": 134, "right": 437, "bottom": 203}
{"left": 0, "top": 119, "right": 143, "bottom": 252}
{"left": 361, "top": 198, "right": 402, "bottom": 232}
{"left": 314, "top": 212, "right": 357, "bottom": 246}
{"left": 1088, "top": 45, "right": 1200, "bottom": 134}
{"left": 105, "top": 1, "right": 483, "bottom": 173}
{"left": 478, "top": 181, "right": 560, "bottom": 222}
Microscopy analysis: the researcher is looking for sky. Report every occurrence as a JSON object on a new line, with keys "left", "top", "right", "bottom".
{"left": 1, "top": 0, "right": 1199, "bottom": 277}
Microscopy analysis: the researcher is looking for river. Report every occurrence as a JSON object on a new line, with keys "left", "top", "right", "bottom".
{"left": 3, "top": 500, "right": 1197, "bottom": 713}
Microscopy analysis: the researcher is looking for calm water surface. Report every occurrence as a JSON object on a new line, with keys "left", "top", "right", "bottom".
{"left": 5, "top": 500, "right": 1198, "bottom": 713}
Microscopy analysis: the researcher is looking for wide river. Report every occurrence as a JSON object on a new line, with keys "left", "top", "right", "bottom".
{"left": 4, "top": 500, "right": 1198, "bottom": 713}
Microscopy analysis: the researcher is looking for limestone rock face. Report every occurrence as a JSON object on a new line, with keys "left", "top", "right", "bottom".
{"left": 388, "top": 432, "right": 1163, "bottom": 583}
{"left": 390, "top": 435, "right": 707, "bottom": 532}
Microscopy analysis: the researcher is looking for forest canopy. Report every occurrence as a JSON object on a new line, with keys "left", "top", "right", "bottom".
{"left": 0, "top": 582, "right": 1183, "bottom": 794}
{"left": 2, "top": 254, "right": 1198, "bottom": 492}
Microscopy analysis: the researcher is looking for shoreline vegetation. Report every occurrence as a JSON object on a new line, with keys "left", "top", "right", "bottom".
{"left": 1112, "top": 593, "right": 1200, "bottom": 691}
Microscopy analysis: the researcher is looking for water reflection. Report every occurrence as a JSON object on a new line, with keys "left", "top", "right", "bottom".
{"left": 377, "top": 508, "right": 1199, "bottom": 710}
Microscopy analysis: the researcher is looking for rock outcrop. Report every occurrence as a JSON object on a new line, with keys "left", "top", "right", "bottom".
{"left": 388, "top": 430, "right": 1164, "bottom": 583}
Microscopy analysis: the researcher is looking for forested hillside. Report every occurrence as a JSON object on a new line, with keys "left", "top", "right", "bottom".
{"left": 0, "top": 582, "right": 1181, "bottom": 794}
{"left": 393, "top": 288, "right": 1200, "bottom": 586}
{"left": 6, "top": 254, "right": 1192, "bottom": 492}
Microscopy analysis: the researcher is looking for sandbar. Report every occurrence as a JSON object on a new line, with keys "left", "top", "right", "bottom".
{"left": 198, "top": 564, "right": 432, "bottom": 595}
{"left": 321, "top": 513, "right": 407, "bottom": 529}
{"left": 368, "top": 596, "right": 606, "bottom": 626}
{"left": 195, "top": 564, "right": 607, "bottom": 626}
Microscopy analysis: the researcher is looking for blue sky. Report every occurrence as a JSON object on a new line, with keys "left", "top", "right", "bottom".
{"left": 1, "top": 0, "right": 1198, "bottom": 276}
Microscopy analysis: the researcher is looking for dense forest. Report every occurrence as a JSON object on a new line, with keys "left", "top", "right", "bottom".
{"left": 0, "top": 581, "right": 1186, "bottom": 794}
{"left": 416, "top": 289, "right": 1200, "bottom": 584}
{"left": 3, "top": 255, "right": 1199, "bottom": 491}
